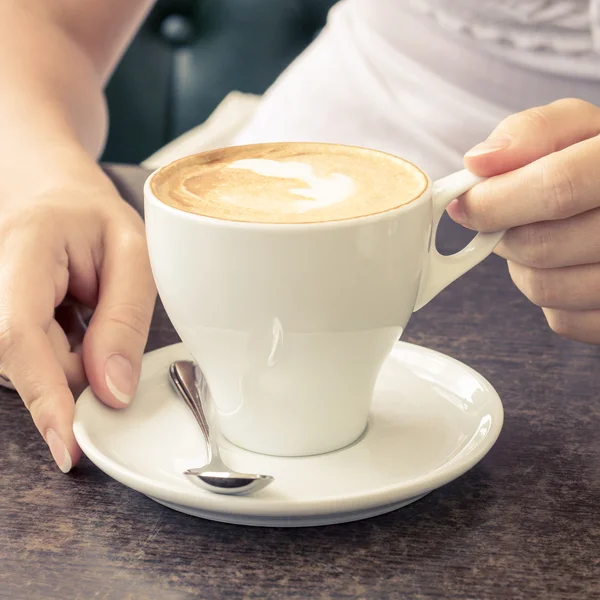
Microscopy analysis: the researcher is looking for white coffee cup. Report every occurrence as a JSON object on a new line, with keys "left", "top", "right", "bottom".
{"left": 144, "top": 146, "right": 504, "bottom": 457}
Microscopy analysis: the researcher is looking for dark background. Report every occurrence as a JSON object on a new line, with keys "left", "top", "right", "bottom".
{"left": 102, "top": 0, "right": 339, "bottom": 163}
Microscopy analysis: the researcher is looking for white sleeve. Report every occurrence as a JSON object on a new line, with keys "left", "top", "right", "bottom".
{"left": 233, "top": 2, "right": 389, "bottom": 150}
{"left": 232, "top": 1, "right": 466, "bottom": 179}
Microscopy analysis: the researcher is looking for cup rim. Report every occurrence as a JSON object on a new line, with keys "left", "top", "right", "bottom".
{"left": 144, "top": 142, "right": 432, "bottom": 231}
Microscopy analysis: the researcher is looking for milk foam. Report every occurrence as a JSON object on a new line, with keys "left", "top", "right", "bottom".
{"left": 151, "top": 142, "right": 429, "bottom": 224}
{"left": 226, "top": 158, "right": 355, "bottom": 213}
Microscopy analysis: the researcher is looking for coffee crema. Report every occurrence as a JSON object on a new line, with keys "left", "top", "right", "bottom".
{"left": 150, "top": 143, "right": 428, "bottom": 224}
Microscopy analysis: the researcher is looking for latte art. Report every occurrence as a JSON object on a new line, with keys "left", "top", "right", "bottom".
{"left": 213, "top": 158, "right": 356, "bottom": 214}
{"left": 151, "top": 142, "right": 428, "bottom": 224}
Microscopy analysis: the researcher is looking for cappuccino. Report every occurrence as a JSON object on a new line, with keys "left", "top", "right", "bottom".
{"left": 150, "top": 142, "right": 428, "bottom": 224}
{"left": 145, "top": 142, "right": 502, "bottom": 456}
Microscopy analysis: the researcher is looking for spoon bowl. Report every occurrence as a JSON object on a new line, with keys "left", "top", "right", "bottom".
{"left": 183, "top": 468, "right": 273, "bottom": 495}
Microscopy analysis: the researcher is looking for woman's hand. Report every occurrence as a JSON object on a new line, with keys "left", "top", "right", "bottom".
{"left": 447, "top": 98, "right": 600, "bottom": 345}
{"left": 0, "top": 172, "right": 156, "bottom": 472}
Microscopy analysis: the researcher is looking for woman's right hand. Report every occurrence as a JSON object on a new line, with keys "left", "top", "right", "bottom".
{"left": 0, "top": 171, "right": 156, "bottom": 472}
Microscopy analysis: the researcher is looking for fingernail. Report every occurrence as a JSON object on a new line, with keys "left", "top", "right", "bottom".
{"left": 105, "top": 354, "right": 134, "bottom": 405}
{"left": 46, "top": 429, "right": 72, "bottom": 474}
{"left": 465, "top": 135, "right": 513, "bottom": 158}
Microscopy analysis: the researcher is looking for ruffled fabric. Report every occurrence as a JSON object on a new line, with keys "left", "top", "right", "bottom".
{"left": 409, "top": 0, "right": 599, "bottom": 55}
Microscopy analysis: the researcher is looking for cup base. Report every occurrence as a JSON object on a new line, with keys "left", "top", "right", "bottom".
{"left": 220, "top": 420, "right": 371, "bottom": 458}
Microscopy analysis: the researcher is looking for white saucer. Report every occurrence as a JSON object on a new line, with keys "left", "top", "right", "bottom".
{"left": 73, "top": 342, "right": 503, "bottom": 527}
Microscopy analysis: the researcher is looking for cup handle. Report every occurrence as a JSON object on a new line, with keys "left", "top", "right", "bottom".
{"left": 414, "top": 169, "right": 505, "bottom": 311}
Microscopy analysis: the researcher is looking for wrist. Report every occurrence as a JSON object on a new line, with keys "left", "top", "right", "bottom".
{"left": 0, "top": 140, "right": 115, "bottom": 205}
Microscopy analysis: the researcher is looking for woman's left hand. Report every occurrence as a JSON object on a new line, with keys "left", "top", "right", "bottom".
{"left": 447, "top": 98, "right": 600, "bottom": 345}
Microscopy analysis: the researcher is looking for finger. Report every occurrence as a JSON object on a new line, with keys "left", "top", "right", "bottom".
{"left": 0, "top": 326, "right": 81, "bottom": 472}
{"left": 463, "top": 98, "right": 600, "bottom": 177}
{"left": 508, "top": 260, "right": 600, "bottom": 311}
{"left": 494, "top": 207, "right": 600, "bottom": 269}
{"left": 542, "top": 308, "right": 600, "bottom": 345}
{"left": 0, "top": 231, "right": 80, "bottom": 472}
{"left": 0, "top": 318, "right": 86, "bottom": 394}
{"left": 448, "top": 134, "right": 600, "bottom": 232}
{"left": 83, "top": 224, "right": 156, "bottom": 408}
{"left": 47, "top": 319, "right": 87, "bottom": 395}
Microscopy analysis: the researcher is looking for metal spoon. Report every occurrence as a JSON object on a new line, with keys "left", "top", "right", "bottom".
{"left": 169, "top": 360, "right": 274, "bottom": 495}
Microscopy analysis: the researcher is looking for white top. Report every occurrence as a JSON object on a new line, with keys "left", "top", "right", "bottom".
{"left": 402, "top": 0, "right": 600, "bottom": 79}
{"left": 231, "top": 0, "right": 600, "bottom": 179}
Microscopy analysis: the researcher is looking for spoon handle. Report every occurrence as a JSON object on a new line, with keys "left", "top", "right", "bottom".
{"left": 169, "top": 361, "right": 211, "bottom": 456}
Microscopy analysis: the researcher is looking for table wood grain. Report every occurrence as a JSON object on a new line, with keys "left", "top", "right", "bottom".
{"left": 1, "top": 165, "right": 598, "bottom": 600}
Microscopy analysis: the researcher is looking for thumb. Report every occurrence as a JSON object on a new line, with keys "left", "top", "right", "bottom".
{"left": 463, "top": 98, "right": 600, "bottom": 177}
{"left": 83, "top": 225, "right": 156, "bottom": 408}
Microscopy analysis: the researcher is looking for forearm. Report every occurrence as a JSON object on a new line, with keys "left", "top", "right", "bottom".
{"left": 0, "top": 2, "right": 150, "bottom": 197}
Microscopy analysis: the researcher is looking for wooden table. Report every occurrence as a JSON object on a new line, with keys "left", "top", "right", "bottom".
{"left": 1, "top": 165, "right": 599, "bottom": 600}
